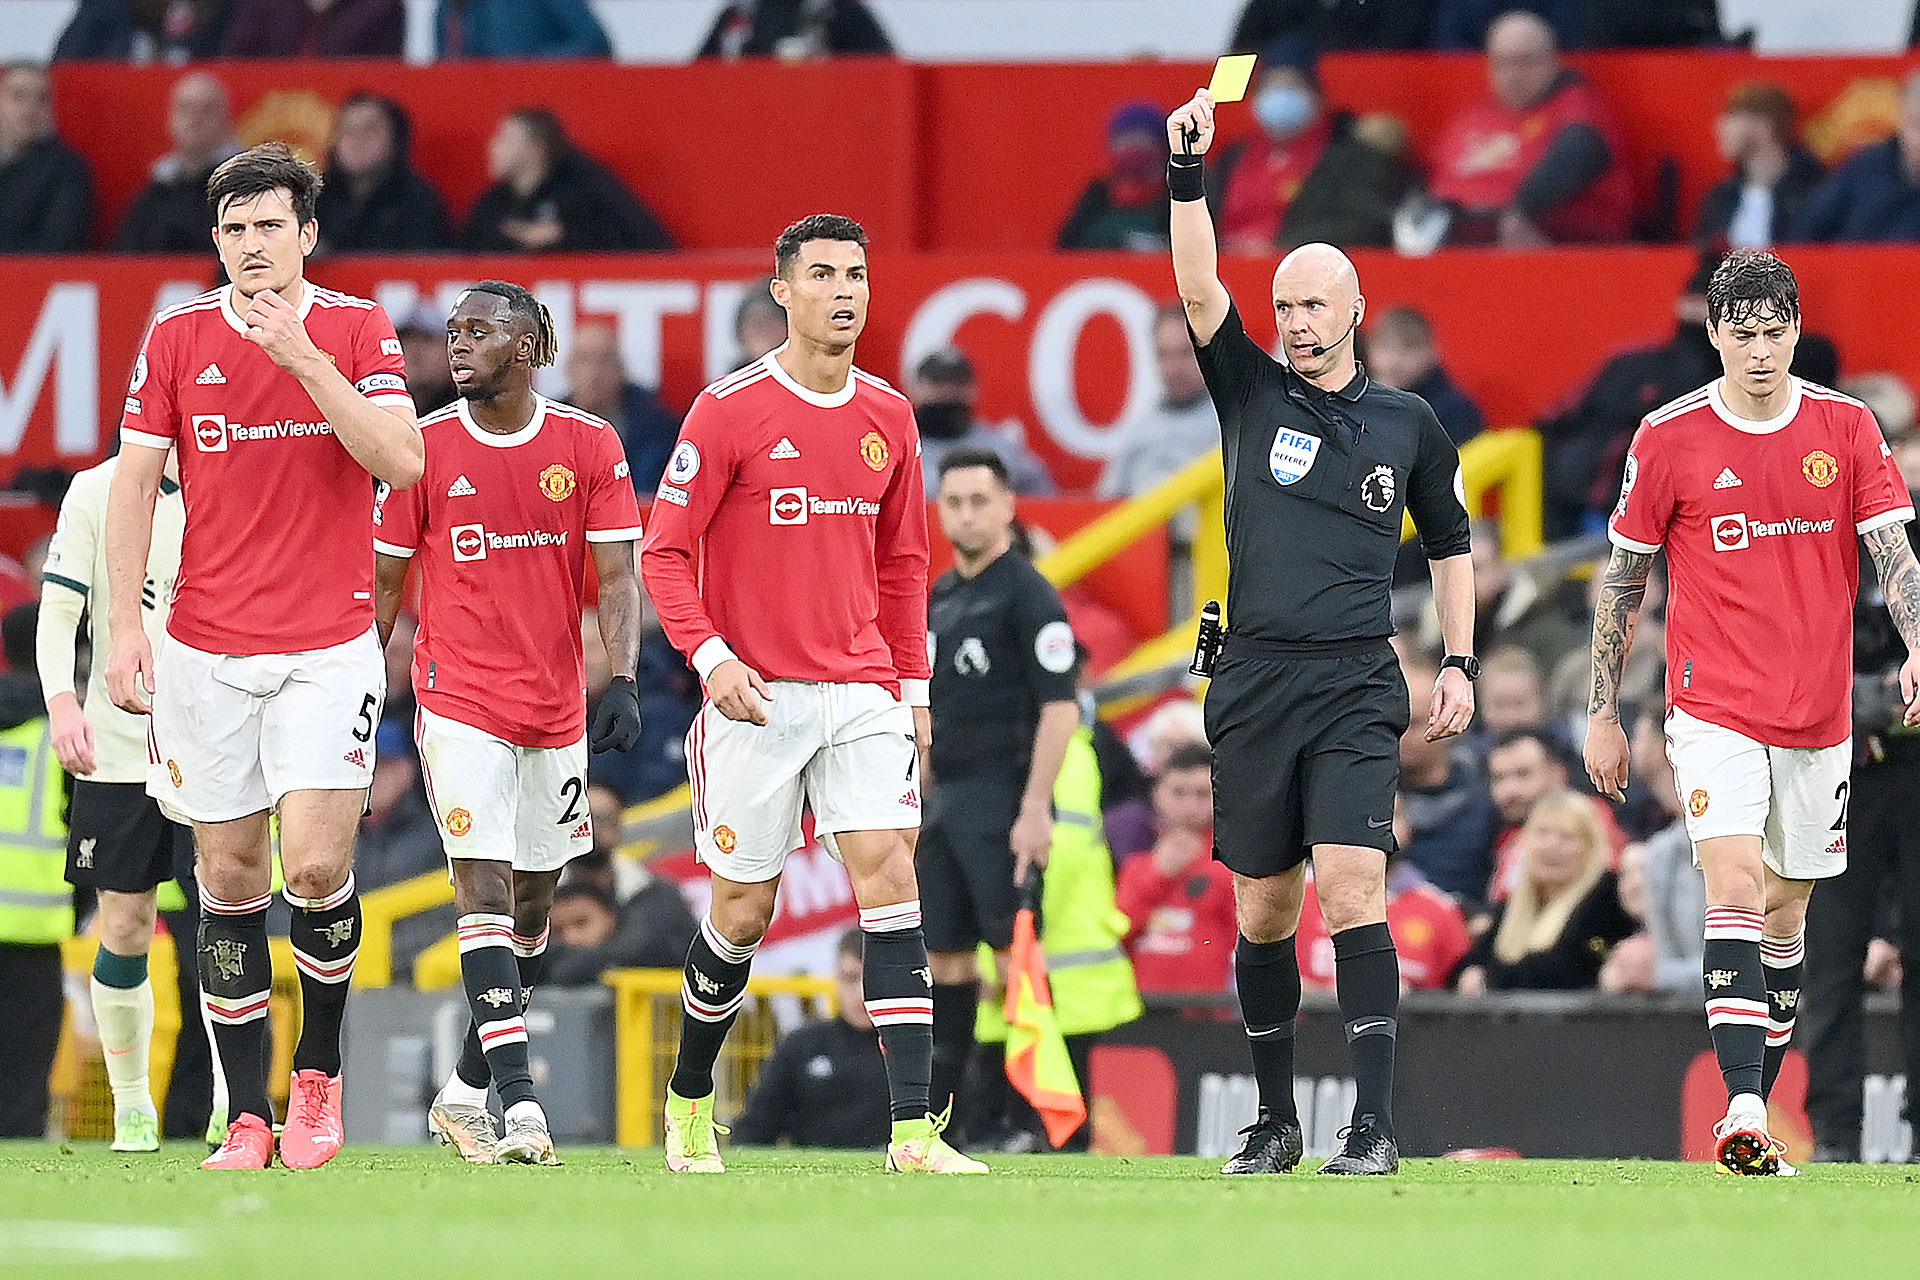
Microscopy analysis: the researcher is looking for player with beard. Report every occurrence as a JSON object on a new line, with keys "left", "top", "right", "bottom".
{"left": 106, "top": 142, "right": 422, "bottom": 1171}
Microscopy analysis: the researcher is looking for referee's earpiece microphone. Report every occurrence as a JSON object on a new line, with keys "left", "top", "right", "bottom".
{"left": 1309, "top": 308, "right": 1363, "bottom": 359}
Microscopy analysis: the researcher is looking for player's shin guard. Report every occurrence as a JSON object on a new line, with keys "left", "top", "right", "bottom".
{"left": 91, "top": 946, "right": 155, "bottom": 1111}
{"left": 1704, "top": 906, "right": 1768, "bottom": 1101}
{"left": 862, "top": 900, "right": 935, "bottom": 1123}
{"left": 198, "top": 887, "right": 274, "bottom": 1123}
{"left": 1235, "top": 935, "right": 1302, "bottom": 1125}
{"left": 1760, "top": 929, "right": 1805, "bottom": 1101}
{"left": 669, "top": 915, "right": 757, "bottom": 1098}
{"left": 286, "top": 874, "right": 361, "bottom": 1077}
{"left": 454, "top": 913, "right": 535, "bottom": 1109}
{"left": 1332, "top": 922, "right": 1399, "bottom": 1138}
{"left": 929, "top": 980, "right": 980, "bottom": 1118}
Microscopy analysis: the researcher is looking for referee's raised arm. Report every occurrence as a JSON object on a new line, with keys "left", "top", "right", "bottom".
{"left": 1166, "top": 91, "right": 1230, "bottom": 344}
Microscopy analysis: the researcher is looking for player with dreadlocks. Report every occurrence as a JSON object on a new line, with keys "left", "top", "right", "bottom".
{"left": 373, "top": 280, "right": 646, "bottom": 1165}
{"left": 1586, "top": 249, "right": 1920, "bottom": 1175}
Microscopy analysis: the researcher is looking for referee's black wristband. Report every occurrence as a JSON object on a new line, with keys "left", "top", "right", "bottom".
{"left": 1168, "top": 155, "right": 1205, "bottom": 203}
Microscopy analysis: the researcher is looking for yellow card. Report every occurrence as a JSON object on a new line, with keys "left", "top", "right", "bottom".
{"left": 1207, "top": 54, "right": 1257, "bottom": 104}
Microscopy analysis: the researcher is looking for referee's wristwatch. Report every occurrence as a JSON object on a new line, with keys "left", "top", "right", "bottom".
{"left": 1440, "top": 654, "right": 1481, "bottom": 682}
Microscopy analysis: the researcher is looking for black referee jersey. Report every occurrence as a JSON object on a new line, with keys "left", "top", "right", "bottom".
{"left": 927, "top": 549, "right": 1078, "bottom": 782}
{"left": 1193, "top": 303, "right": 1472, "bottom": 640}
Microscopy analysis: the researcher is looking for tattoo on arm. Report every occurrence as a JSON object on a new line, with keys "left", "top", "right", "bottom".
{"left": 1865, "top": 525, "right": 1920, "bottom": 653}
{"left": 593, "top": 543, "right": 643, "bottom": 679}
{"left": 1588, "top": 547, "right": 1654, "bottom": 720}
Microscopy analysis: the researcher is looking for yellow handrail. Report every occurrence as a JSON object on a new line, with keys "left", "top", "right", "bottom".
{"left": 357, "top": 869, "right": 455, "bottom": 988}
{"left": 1033, "top": 450, "right": 1221, "bottom": 589}
{"left": 605, "top": 968, "right": 837, "bottom": 1147}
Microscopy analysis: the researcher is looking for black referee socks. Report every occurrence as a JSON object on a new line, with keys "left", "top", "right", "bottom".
{"left": 1332, "top": 921, "right": 1399, "bottom": 1139}
{"left": 930, "top": 980, "right": 980, "bottom": 1118}
{"left": 1234, "top": 935, "right": 1301, "bottom": 1125}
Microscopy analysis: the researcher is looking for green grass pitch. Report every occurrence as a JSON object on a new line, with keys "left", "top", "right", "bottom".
{"left": 4, "top": 1144, "right": 1918, "bottom": 1279}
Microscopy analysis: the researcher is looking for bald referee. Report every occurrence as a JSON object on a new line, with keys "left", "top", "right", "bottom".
{"left": 1166, "top": 88, "right": 1477, "bottom": 1176}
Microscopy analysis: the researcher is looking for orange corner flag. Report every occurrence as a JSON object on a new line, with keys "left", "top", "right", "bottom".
{"left": 1003, "top": 904, "right": 1087, "bottom": 1148}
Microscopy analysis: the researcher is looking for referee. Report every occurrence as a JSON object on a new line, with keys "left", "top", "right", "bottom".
{"left": 1166, "top": 89, "right": 1477, "bottom": 1176}
{"left": 921, "top": 447, "right": 1080, "bottom": 1132}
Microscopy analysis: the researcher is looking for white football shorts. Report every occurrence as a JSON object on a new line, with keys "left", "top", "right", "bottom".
{"left": 415, "top": 706, "right": 591, "bottom": 873}
{"left": 1664, "top": 706, "right": 1852, "bottom": 881}
{"left": 148, "top": 627, "right": 384, "bottom": 824}
{"left": 687, "top": 680, "right": 921, "bottom": 884}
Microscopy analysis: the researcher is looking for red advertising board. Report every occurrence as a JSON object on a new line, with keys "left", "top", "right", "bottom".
{"left": 11, "top": 246, "right": 1920, "bottom": 495}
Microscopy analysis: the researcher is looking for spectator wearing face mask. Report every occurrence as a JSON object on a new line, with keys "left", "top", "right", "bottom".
{"left": 910, "top": 348, "right": 1055, "bottom": 498}
{"left": 1058, "top": 101, "right": 1172, "bottom": 253}
{"left": 1207, "top": 36, "right": 1413, "bottom": 254}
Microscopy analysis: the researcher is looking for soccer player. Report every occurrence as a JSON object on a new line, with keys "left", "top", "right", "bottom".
{"left": 1587, "top": 249, "right": 1920, "bottom": 1176}
{"left": 923, "top": 446, "right": 1080, "bottom": 1131}
{"left": 104, "top": 143, "right": 425, "bottom": 1171}
{"left": 373, "top": 281, "right": 644, "bottom": 1166}
{"left": 642, "top": 213, "right": 983, "bottom": 1175}
{"left": 37, "top": 447, "right": 194, "bottom": 1151}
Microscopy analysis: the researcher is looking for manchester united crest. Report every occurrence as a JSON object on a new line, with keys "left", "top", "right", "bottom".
{"left": 446, "top": 808, "right": 473, "bottom": 837}
{"left": 208, "top": 938, "right": 247, "bottom": 982}
{"left": 167, "top": 759, "right": 182, "bottom": 788}
{"left": 713, "top": 824, "right": 738, "bottom": 855}
{"left": 1802, "top": 450, "right": 1838, "bottom": 488}
{"left": 1689, "top": 789, "right": 1710, "bottom": 818}
{"left": 539, "top": 463, "right": 577, "bottom": 501}
{"left": 859, "top": 430, "right": 889, "bottom": 472}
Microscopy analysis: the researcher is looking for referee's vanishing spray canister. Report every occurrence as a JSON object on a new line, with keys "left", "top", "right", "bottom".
{"left": 1190, "top": 600, "right": 1224, "bottom": 678}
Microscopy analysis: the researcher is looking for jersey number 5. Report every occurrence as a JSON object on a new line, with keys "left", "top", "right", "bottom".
{"left": 351, "top": 693, "right": 377, "bottom": 744}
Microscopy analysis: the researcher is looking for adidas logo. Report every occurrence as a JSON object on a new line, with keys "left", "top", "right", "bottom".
{"left": 344, "top": 747, "right": 366, "bottom": 768}
{"left": 1826, "top": 837, "right": 1846, "bottom": 856}
{"left": 898, "top": 789, "right": 920, "bottom": 809}
{"left": 1714, "top": 467, "right": 1742, "bottom": 489}
{"left": 196, "top": 363, "right": 226, "bottom": 385}
{"left": 570, "top": 820, "right": 592, "bottom": 840}
{"left": 447, "top": 474, "right": 477, "bottom": 497}
{"left": 769, "top": 437, "right": 801, "bottom": 460}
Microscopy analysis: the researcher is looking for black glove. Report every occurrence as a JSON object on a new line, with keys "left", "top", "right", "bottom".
{"left": 590, "top": 676, "right": 642, "bottom": 753}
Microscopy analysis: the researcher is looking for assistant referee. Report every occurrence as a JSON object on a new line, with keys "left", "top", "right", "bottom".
{"left": 1165, "top": 88, "right": 1477, "bottom": 1176}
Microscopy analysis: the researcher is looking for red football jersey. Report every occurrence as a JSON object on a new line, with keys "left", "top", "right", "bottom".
{"left": 120, "top": 283, "right": 413, "bottom": 655}
{"left": 374, "top": 396, "right": 643, "bottom": 748}
{"left": 1610, "top": 378, "right": 1912, "bottom": 747}
{"left": 639, "top": 352, "right": 931, "bottom": 697}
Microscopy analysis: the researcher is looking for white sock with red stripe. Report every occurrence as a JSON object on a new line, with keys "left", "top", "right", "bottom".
{"left": 287, "top": 873, "right": 360, "bottom": 1079}
{"left": 669, "top": 915, "right": 759, "bottom": 1098}
{"left": 198, "top": 886, "right": 275, "bottom": 1124}
{"left": 1760, "top": 928, "right": 1806, "bottom": 1100}
{"left": 1704, "top": 905, "right": 1767, "bottom": 1101}
{"left": 860, "top": 899, "right": 935, "bottom": 1123}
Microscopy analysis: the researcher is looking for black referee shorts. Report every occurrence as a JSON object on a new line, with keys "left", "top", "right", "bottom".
{"left": 1204, "top": 638, "right": 1409, "bottom": 879}
{"left": 917, "top": 772, "right": 1027, "bottom": 954}
{"left": 66, "top": 780, "right": 194, "bottom": 894}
